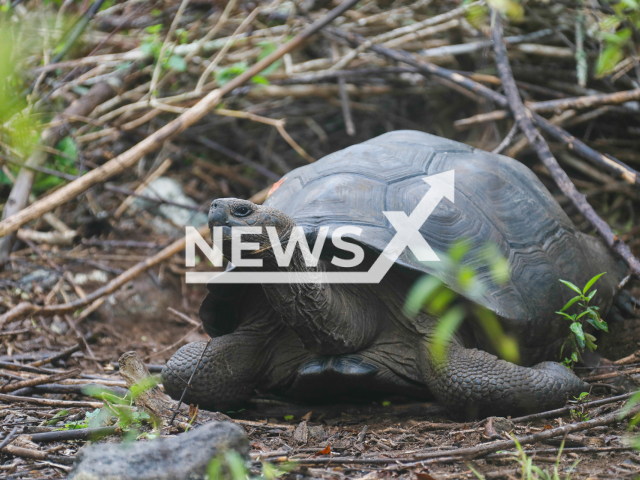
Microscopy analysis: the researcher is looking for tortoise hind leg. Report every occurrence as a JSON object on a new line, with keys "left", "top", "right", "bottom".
{"left": 421, "top": 343, "right": 588, "bottom": 418}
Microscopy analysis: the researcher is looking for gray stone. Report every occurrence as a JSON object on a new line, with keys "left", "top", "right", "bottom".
{"left": 131, "top": 177, "right": 207, "bottom": 234}
{"left": 68, "top": 421, "right": 249, "bottom": 480}
{"left": 17, "top": 269, "right": 58, "bottom": 292}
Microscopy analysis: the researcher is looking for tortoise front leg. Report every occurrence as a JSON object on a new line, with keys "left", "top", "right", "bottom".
{"left": 162, "top": 327, "right": 310, "bottom": 411}
{"left": 423, "top": 344, "right": 588, "bottom": 417}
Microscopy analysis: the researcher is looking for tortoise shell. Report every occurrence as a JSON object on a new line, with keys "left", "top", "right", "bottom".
{"left": 201, "top": 130, "right": 623, "bottom": 337}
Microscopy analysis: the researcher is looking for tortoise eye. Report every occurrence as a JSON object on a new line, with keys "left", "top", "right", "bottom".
{"left": 234, "top": 206, "right": 251, "bottom": 217}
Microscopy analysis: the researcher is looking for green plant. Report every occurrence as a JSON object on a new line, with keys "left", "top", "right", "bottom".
{"left": 59, "top": 408, "right": 102, "bottom": 430}
{"left": 511, "top": 436, "right": 578, "bottom": 480}
{"left": 556, "top": 273, "right": 608, "bottom": 368}
{"left": 470, "top": 437, "right": 578, "bottom": 480}
{"left": 568, "top": 392, "right": 591, "bottom": 422}
{"left": 593, "top": 1, "right": 640, "bottom": 77}
{"left": 72, "top": 379, "right": 161, "bottom": 440}
{"left": 46, "top": 409, "right": 70, "bottom": 426}
{"left": 205, "top": 451, "right": 292, "bottom": 480}
{"left": 405, "top": 240, "right": 519, "bottom": 365}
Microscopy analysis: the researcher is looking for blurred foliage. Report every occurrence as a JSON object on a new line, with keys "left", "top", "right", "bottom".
{"left": 206, "top": 449, "right": 293, "bottom": 480}
{"left": 0, "top": 18, "right": 43, "bottom": 160}
{"left": 556, "top": 273, "right": 608, "bottom": 368}
{"left": 465, "top": 0, "right": 640, "bottom": 80}
{"left": 594, "top": 0, "right": 640, "bottom": 77}
{"left": 0, "top": 11, "right": 82, "bottom": 191}
{"left": 405, "top": 239, "right": 519, "bottom": 365}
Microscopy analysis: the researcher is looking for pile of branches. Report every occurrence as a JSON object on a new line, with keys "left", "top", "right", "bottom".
{"left": 0, "top": 0, "right": 639, "bottom": 477}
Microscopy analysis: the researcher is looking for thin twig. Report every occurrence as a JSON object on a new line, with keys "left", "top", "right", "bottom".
{"left": 169, "top": 337, "right": 212, "bottom": 426}
{"left": 196, "top": 7, "right": 260, "bottom": 92}
{"left": 492, "top": 123, "right": 519, "bottom": 154}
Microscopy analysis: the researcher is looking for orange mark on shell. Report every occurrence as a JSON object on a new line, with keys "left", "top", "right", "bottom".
{"left": 267, "top": 177, "right": 286, "bottom": 198}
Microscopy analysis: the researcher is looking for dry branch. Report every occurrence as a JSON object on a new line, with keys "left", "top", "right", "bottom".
{"left": 456, "top": 89, "right": 640, "bottom": 127}
{"left": 414, "top": 402, "right": 640, "bottom": 460}
{"left": 0, "top": 368, "right": 80, "bottom": 393}
{"left": 0, "top": 393, "right": 103, "bottom": 408}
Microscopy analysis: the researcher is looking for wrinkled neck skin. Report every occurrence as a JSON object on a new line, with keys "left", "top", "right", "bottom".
{"left": 252, "top": 223, "right": 335, "bottom": 343}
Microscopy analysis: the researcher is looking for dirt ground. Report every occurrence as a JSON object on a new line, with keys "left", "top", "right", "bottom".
{"left": 1, "top": 269, "right": 640, "bottom": 479}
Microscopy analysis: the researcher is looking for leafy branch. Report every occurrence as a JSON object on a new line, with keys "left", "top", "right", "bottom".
{"left": 557, "top": 272, "right": 608, "bottom": 368}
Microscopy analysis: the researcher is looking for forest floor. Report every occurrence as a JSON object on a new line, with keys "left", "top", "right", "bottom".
{"left": 1, "top": 0, "right": 640, "bottom": 478}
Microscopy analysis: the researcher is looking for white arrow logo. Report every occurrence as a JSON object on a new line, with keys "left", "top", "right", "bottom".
{"left": 186, "top": 170, "right": 455, "bottom": 284}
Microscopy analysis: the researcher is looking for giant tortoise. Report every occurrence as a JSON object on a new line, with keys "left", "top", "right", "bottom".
{"left": 163, "top": 130, "right": 627, "bottom": 417}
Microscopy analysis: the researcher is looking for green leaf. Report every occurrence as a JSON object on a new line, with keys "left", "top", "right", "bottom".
{"left": 570, "top": 322, "right": 585, "bottom": 348}
{"left": 404, "top": 275, "right": 443, "bottom": 316}
{"left": 225, "top": 450, "right": 248, "bottom": 480}
{"left": 55, "top": 137, "right": 78, "bottom": 165}
{"left": 586, "top": 289, "right": 597, "bottom": 301}
{"left": 560, "top": 295, "right": 581, "bottom": 312}
{"left": 167, "top": 55, "right": 187, "bottom": 72}
{"left": 559, "top": 279, "right": 582, "bottom": 295}
{"left": 427, "top": 287, "right": 457, "bottom": 315}
{"left": 145, "top": 24, "right": 163, "bottom": 34}
{"left": 618, "top": 391, "right": 640, "bottom": 420}
{"left": 251, "top": 75, "right": 270, "bottom": 85}
{"left": 207, "top": 456, "right": 223, "bottom": 480}
{"left": 47, "top": 409, "right": 69, "bottom": 425}
{"left": 283, "top": 415, "right": 293, "bottom": 421}
{"left": 130, "top": 376, "right": 159, "bottom": 400}
{"left": 216, "top": 62, "right": 248, "bottom": 85}
{"left": 430, "top": 305, "right": 466, "bottom": 363}
{"left": 596, "top": 45, "right": 624, "bottom": 77}
{"left": 556, "top": 311, "right": 576, "bottom": 321}
{"left": 583, "top": 273, "right": 606, "bottom": 294}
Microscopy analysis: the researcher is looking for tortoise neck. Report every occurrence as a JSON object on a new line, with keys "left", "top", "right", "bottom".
{"left": 260, "top": 233, "right": 332, "bottom": 343}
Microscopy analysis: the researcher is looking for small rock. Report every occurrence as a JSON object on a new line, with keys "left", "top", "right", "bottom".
{"left": 73, "top": 270, "right": 109, "bottom": 285}
{"left": 68, "top": 421, "right": 249, "bottom": 480}
{"left": 50, "top": 316, "right": 69, "bottom": 335}
{"left": 17, "top": 269, "right": 58, "bottom": 292}
{"left": 485, "top": 417, "right": 515, "bottom": 439}
{"left": 131, "top": 177, "right": 207, "bottom": 234}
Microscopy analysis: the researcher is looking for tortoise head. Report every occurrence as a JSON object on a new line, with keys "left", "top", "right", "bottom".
{"left": 208, "top": 198, "right": 295, "bottom": 261}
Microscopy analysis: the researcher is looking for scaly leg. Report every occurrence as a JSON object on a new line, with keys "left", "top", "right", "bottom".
{"left": 423, "top": 343, "right": 588, "bottom": 417}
